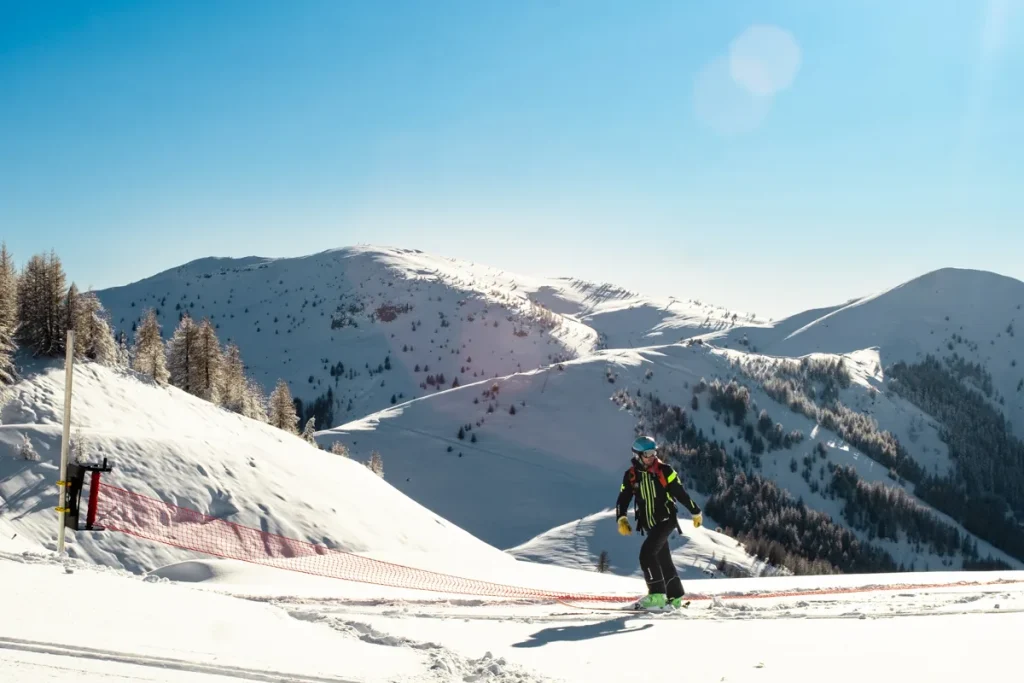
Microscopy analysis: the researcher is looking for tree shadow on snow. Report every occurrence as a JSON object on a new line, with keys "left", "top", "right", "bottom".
{"left": 512, "top": 616, "right": 652, "bottom": 648}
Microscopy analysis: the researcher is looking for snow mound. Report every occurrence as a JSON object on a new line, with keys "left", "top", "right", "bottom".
{"left": 507, "top": 508, "right": 768, "bottom": 579}
{"left": 0, "top": 360, "right": 507, "bottom": 574}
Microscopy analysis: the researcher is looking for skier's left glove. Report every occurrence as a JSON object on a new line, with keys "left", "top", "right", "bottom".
{"left": 617, "top": 516, "right": 632, "bottom": 536}
{"left": 692, "top": 513, "right": 703, "bottom": 528}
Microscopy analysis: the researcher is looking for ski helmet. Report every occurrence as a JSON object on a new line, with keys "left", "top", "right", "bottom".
{"left": 631, "top": 435, "right": 657, "bottom": 457}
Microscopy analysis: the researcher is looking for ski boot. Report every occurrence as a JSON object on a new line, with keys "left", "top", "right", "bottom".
{"left": 669, "top": 596, "right": 690, "bottom": 610}
{"left": 632, "top": 593, "right": 669, "bottom": 611}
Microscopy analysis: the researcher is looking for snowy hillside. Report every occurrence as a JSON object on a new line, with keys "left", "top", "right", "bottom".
{"left": 95, "top": 246, "right": 599, "bottom": 428}
{"left": 707, "top": 268, "right": 1024, "bottom": 435}
{"left": 0, "top": 359, "right": 507, "bottom": 573}
{"left": 95, "top": 246, "right": 760, "bottom": 428}
{"left": 4, "top": 537, "right": 1023, "bottom": 682}
{"left": 507, "top": 508, "right": 767, "bottom": 580}
{"left": 318, "top": 341, "right": 1020, "bottom": 573}
{"left": 529, "top": 277, "right": 768, "bottom": 348}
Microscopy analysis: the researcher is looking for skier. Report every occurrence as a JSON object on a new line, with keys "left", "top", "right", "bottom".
{"left": 616, "top": 435, "right": 702, "bottom": 610}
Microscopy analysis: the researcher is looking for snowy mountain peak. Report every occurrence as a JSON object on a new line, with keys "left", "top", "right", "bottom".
{"left": 96, "top": 246, "right": 607, "bottom": 428}
{"left": 95, "top": 246, "right": 760, "bottom": 428}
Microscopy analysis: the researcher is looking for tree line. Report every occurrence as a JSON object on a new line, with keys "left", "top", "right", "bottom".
{"left": 0, "top": 244, "right": 309, "bottom": 441}
{"left": 1, "top": 246, "right": 121, "bottom": 377}
{"left": 889, "top": 355, "right": 1024, "bottom": 562}
{"left": 827, "top": 463, "right": 1008, "bottom": 567}
{"left": 735, "top": 350, "right": 1024, "bottom": 564}
{"left": 637, "top": 391, "right": 899, "bottom": 575}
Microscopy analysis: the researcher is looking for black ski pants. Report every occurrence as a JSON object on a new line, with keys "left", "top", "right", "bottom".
{"left": 639, "top": 519, "right": 683, "bottom": 598}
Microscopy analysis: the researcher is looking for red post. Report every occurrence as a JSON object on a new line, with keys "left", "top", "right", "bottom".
{"left": 86, "top": 471, "right": 101, "bottom": 529}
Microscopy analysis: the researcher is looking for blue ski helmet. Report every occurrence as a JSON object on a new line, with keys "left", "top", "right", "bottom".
{"left": 631, "top": 435, "right": 657, "bottom": 457}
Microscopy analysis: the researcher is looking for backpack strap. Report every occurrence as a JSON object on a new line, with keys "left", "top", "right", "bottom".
{"left": 649, "top": 460, "right": 669, "bottom": 489}
{"left": 649, "top": 461, "right": 682, "bottom": 536}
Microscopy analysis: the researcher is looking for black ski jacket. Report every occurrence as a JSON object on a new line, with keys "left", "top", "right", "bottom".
{"left": 616, "top": 456, "right": 701, "bottom": 534}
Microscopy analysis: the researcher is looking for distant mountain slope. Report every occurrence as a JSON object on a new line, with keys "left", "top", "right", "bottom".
{"left": 0, "top": 359, "right": 506, "bottom": 574}
{"left": 706, "top": 268, "right": 1024, "bottom": 435}
{"left": 96, "top": 246, "right": 599, "bottom": 428}
{"left": 96, "top": 246, "right": 757, "bottom": 429}
{"left": 317, "top": 341, "right": 1018, "bottom": 572}
{"left": 530, "top": 277, "right": 768, "bottom": 348}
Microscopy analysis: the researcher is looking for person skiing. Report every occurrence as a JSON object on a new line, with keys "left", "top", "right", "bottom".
{"left": 616, "top": 435, "right": 702, "bottom": 610}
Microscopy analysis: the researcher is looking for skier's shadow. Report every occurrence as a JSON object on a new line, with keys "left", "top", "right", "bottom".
{"left": 512, "top": 616, "right": 653, "bottom": 648}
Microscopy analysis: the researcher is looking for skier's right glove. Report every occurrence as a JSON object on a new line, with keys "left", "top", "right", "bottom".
{"left": 692, "top": 513, "right": 703, "bottom": 528}
{"left": 617, "top": 516, "right": 632, "bottom": 536}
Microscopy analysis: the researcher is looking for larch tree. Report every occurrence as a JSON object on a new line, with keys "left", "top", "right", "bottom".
{"left": 0, "top": 242, "right": 17, "bottom": 384}
{"left": 132, "top": 309, "right": 169, "bottom": 384}
{"left": 73, "top": 291, "right": 117, "bottom": 365}
{"left": 17, "top": 251, "right": 67, "bottom": 356}
{"left": 193, "top": 318, "right": 223, "bottom": 404}
{"left": 167, "top": 313, "right": 199, "bottom": 395}
{"left": 241, "top": 377, "right": 268, "bottom": 422}
{"left": 219, "top": 342, "right": 246, "bottom": 413}
{"left": 115, "top": 329, "right": 132, "bottom": 369}
{"left": 301, "top": 416, "right": 317, "bottom": 444}
{"left": 268, "top": 379, "right": 298, "bottom": 433}
{"left": 367, "top": 450, "right": 384, "bottom": 477}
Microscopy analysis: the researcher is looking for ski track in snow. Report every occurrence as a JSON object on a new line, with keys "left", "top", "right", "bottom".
{"left": 285, "top": 610, "right": 551, "bottom": 682}
{"left": 0, "top": 637, "right": 361, "bottom": 683}
{"left": 261, "top": 582, "right": 1024, "bottom": 624}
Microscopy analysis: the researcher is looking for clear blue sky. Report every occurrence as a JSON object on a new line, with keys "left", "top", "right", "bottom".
{"left": 2, "top": 1, "right": 1022, "bottom": 318}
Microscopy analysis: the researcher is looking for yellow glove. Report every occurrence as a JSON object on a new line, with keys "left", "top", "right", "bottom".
{"left": 692, "top": 513, "right": 703, "bottom": 529}
{"left": 617, "top": 516, "right": 632, "bottom": 536}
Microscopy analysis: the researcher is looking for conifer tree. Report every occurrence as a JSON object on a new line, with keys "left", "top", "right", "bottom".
{"left": 241, "top": 377, "right": 268, "bottom": 422}
{"left": 74, "top": 291, "right": 117, "bottom": 365}
{"left": 301, "top": 416, "right": 317, "bottom": 444}
{"left": 194, "top": 318, "right": 222, "bottom": 403}
{"left": 116, "top": 330, "right": 131, "bottom": 368}
{"left": 368, "top": 450, "right": 384, "bottom": 477}
{"left": 132, "top": 309, "right": 169, "bottom": 384}
{"left": 0, "top": 242, "right": 17, "bottom": 384}
{"left": 167, "top": 313, "right": 199, "bottom": 394}
{"left": 220, "top": 342, "right": 246, "bottom": 413}
{"left": 0, "top": 242, "right": 16, "bottom": 333}
{"left": 17, "top": 251, "right": 67, "bottom": 356}
{"left": 268, "top": 379, "right": 298, "bottom": 433}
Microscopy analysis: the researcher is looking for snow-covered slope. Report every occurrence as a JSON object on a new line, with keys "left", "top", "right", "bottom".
{"left": 317, "top": 341, "right": 1019, "bottom": 571}
{"left": 95, "top": 246, "right": 599, "bottom": 427}
{"left": 5, "top": 539, "right": 1023, "bottom": 683}
{"left": 507, "top": 508, "right": 766, "bottom": 580}
{"left": 0, "top": 358, "right": 507, "bottom": 573}
{"left": 529, "top": 277, "right": 768, "bottom": 348}
{"left": 707, "top": 268, "right": 1024, "bottom": 434}
{"left": 95, "top": 246, "right": 760, "bottom": 428}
